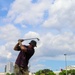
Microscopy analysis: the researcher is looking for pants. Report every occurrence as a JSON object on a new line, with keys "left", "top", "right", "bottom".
{"left": 14, "top": 64, "right": 29, "bottom": 75}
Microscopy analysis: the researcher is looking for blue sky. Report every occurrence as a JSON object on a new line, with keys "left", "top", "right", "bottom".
{"left": 0, "top": 0, "right": 75, "bottom": 73}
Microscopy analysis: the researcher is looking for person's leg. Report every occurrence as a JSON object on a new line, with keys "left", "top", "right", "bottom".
{"left": 14, "top": 64, "right": 23, "bottom": 75}
{"left": 22, "top": 70, "right": 29, "bottom": 75}
{"left": 20, "top": 67, "right": 29, "bottom": 75}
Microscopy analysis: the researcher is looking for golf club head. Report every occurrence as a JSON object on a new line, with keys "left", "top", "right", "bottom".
{"left": 37, "top": 38, "right": 40, "bottom": 41}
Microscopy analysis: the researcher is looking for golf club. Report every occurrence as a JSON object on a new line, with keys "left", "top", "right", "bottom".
{"left": 23, "top": 38, "right": 39, "bottom": 41}
{"left": 18, "top": 38, "right": 40, "bottom": 41}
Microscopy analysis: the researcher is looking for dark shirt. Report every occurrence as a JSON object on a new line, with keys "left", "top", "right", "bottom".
{"left": 15, "top": 45, "right": 35, "bottom": 68}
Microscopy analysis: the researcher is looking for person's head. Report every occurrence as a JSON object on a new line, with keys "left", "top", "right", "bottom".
{"left": 29, "top": 40, "right": 37, "bottom": 47}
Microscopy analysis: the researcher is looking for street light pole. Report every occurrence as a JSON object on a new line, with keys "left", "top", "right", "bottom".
{"left": 64, "top": 54, "right": 67, "bottom": 75}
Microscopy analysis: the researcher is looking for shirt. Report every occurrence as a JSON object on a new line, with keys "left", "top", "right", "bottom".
{"left": 15, "top": 45, "right": 35, "bottom": 68}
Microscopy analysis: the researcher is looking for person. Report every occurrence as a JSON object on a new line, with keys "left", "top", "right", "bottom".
{"left": 14, "top": 39, "right": 37, "bottom": 75}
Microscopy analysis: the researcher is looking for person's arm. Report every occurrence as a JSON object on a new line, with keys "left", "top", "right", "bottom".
{"left": 14, "top": 39, "right": 27, "bottom": 52}
{"left": 14, "top": 39, "right": 23, "bottom": 51}
{"left": 14, "top": 42, "right": 20, "bottom": 51}
{"left": 20, "top": 45, "right": 27, "bottom": 52}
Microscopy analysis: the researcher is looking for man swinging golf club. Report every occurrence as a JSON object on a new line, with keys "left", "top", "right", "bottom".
{"left": 14, "top": 38, "right": 38, "bottom": 75}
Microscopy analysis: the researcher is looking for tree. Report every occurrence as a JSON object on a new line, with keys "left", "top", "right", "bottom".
{"left": 6, "top": 73, "right": 15, "bottom": 75}
{"left": 11, "top": 73, "right": 15, "bottom": 75}
{"left": 59, "top": 69, "right": 75, "bottom": 75}
{"left": 68, "top": 69, "right": 75, "bottom": 75}
{"left": 35, "top": 69, "right": 56, "bottom": 75}
{"left": 59, "top": 70, "right": 66, "bottom": 75}
{"left": 6, "top": 73, "right": 11, "bottom": 75}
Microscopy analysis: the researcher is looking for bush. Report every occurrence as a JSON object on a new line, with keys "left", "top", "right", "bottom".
{"left": 35, "top": 69, "right": 56, "bottom": 75}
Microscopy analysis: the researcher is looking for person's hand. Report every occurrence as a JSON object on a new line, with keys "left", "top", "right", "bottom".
{"left": 18, "top": 39, "right": 24, "bottom": 42}
{"left": 18, "top": 39, "right": 24, "bottom": 45}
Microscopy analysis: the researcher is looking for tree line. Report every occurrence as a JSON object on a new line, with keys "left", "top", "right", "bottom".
{"left": 6, "top": 69, "right": 75, "bottom": 75}
{"left": 35, "top": 69, "right": 75, "bottom": 75}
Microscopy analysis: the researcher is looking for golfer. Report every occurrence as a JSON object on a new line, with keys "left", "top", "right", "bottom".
{"left": 14, "top": 39, "right": 37, "bottom": 75}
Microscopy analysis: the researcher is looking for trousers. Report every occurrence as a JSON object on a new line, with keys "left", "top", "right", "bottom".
{"left": 14, "top": 64, "right": 29, "bottom": 75}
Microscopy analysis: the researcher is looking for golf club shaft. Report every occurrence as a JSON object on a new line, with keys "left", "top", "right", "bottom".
{"left": 21, "top": 38, "right": 39, "bottom": 41}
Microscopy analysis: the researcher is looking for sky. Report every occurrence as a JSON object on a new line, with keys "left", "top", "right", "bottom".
{"left": 0, "top": 0, "right": 75, "bottom": 73}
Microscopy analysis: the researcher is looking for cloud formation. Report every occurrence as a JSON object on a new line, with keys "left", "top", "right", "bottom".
{"left": 6, "top": 0, "right": 75, "bottom": 29}
{"left": 0, "top": 0, "right": 75, "bottom": 72}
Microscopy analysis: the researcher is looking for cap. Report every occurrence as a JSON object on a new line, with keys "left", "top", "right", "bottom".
{"left": 29, "top": 40, "right": 37, "bottom": 47}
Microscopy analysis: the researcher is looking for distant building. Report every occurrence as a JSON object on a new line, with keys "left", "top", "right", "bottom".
{"left": 66, "top": 65, "right": 75, "bottom": 70}
{"left": 54, "top": 71, "right": 61, "bottom": 75}
{"left": 54, "top": 65, "right": 75, "bottom": 75}
{"left": 5, "top": 62, "right": 14, "bottom": 74}
{"left": 29, "top": 72, "right": 35, "bottom": 75}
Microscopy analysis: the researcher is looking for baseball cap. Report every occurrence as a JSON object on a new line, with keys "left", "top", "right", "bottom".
{"left": 29, "top": 40, "right": 37, "bottom": 47}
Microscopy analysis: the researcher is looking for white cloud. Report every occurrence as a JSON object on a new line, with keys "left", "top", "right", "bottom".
{"left": 0, "top": 45, "right": 12, "bottom": 59}
{"left": 29, "top": 32, "right": 75, "bottom": 61}
{"left": 0, "top": 30, "right": 75, "bottom": 62}
{"left": 24, "top": 31, "right": 40, "bottom": 38}
{"left": 6, "top": 0, "right": 75, "bottom": 29}
{"left": 0, "top": 24, "right": 21, "bottom": 41}
{"left": 0, "top": 24, "right": 21, "bottom": 60}
{"left": 43, "top": 0, "right": 75, "bottom": 29}
{"left": 6, "top": 0, "right": 52, "bottom": 25}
